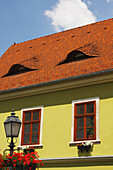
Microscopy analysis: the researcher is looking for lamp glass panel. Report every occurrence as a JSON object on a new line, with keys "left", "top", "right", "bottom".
{"left": 12, "top": 122, "right": 21, "bottom": 137}
{"left": 4, "top": 122, "right": 11, "bottom": 137}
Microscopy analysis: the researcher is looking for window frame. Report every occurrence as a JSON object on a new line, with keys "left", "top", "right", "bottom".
{"left": 19, "top": 106, "right": 44, "bottom": 148}
{"left": 70, "top": 97, "right": 100, "bottom": 145}
{"left": 74, "top": 100, "right": 96, "bottom": 141}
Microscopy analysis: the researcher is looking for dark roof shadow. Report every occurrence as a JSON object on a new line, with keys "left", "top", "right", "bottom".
{"left": 2, "top": 64, "right": 37, "bottom": 78}
{"left": 57, "top": 50, "right": 98, "bottom": 65}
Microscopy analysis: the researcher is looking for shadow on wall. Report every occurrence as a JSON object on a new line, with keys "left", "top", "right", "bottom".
{"left": 77, "top": 147, "right": 93, "bottom": 157}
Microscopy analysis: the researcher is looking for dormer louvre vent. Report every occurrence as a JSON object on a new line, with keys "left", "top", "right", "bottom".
{"left": 57, "top": 50, "right": 98, "bottom": 65}
{"left": 2, "top": 64, "right": 37, "bottom": 78}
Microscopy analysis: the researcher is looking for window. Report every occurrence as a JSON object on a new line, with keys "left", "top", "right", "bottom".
{"left": 57, "top": 50, "right": 98, "bottom": 65}
{"left": 21, "top": 107, "right": 43, "bottom": 146}
{"left": 2, "top": 64, "right": 37, "bottom": 77}
{"left": 74, "top": 101, "right": 96, "bottom": 141}
{"left": 70, "top": 98, "right": 100, "bottom": 144}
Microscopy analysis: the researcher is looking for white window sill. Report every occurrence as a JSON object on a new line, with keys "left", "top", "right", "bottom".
{"left": 69, "top": 140, "right": 101, "bottom": 146}
{"left": 18, "top": 144, "right": 43, "bottom": 149}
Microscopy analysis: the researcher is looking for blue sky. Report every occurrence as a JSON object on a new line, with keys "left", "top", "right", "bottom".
{"left": 0, "top": 0, "right": 113, "bottom": 57}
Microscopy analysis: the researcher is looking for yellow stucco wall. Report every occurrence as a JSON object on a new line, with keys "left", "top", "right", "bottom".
{"left": 0, "top": 81, "right": 113, "bottom": 169}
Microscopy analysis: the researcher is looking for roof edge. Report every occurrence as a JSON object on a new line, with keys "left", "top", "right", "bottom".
{"left": 0, "top": 69, "right": 113, "bottom": 101}
{"left": 4, "top": 17, "right": 113, "bottom": 48}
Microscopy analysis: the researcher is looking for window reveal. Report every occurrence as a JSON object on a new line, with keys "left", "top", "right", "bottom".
{"left": 21, "top": 109, "right": 41, "bottom": 145}
{"left": 74, "top": 101, "right": 96, "bottom": 141}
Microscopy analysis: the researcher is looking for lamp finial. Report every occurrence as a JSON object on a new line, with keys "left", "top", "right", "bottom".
{"left": 11, "top": 109, "right": 15, "bottom": 116}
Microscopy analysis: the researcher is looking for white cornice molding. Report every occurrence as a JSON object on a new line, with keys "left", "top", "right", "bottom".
{"left": 1, "top": 71, "right": 113, "bottom": 101}
{"left": 40, "top": 155, "right": 113, "bottom": 165}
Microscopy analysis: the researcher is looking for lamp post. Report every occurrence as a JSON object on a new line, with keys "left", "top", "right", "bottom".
{"left": 4, "top": 109, "right": 21, "bottom": 156}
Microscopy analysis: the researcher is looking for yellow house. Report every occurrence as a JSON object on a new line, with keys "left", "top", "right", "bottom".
{"left": 0, "top": 18, "right": 113, "bottom": 169}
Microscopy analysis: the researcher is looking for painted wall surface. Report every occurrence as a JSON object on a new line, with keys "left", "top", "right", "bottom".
{"left": 0, "top": 81, "right": 113, "bottom": 168}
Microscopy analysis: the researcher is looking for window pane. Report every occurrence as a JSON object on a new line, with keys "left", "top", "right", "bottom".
{"left": 33, "top": 110, "right": 39, "bottom": 120}
{"left": 24, "top": 124, "right": 30, "bottom": 133}
{"left": 32, "top": 133, "right": 38, "bottom": 143}
{"left": 32, "top": 123, "right": 38, "bottom": 132}
{"left": 24, "top": 134, "right": 30, "bottom": 144}
{"left": 86, "top": 102, "right": 94, "bottom": 114}
{"left": 77, "top": 117, "right": 84, "bottom": 128}
{"left": 77, "top": 104, "right": 84, "bottom": 115}
{"left": 25, "top": 112, "right": 31, "bottom": 121}
{"left": 86, "top": 128, "right": 94, "bottom": 139}
{"left": 77, "top": 129, "right": 84, "bottom": 139}
{"left": 86, "top": 116, "right": 94, "bottom": 127}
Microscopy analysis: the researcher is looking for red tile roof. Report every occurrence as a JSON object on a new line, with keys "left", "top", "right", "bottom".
{"left": 1, "top": 18, "right": 113, "bottom": 91}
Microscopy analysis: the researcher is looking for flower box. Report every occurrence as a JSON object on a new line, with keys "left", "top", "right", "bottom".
{"left": 77, "top": 141, "right": 93, "bottom": 152}
{"left": 77, "top": 145, "right": 91, "bottom": 152}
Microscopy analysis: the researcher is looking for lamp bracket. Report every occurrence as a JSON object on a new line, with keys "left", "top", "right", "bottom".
{"left": 3, "top": 147, "right": 22, "bottom": 156}
{"left": 7, "top": 138, "right": 10, "bottom": 144}
{"left": 7, "top": 137, "right": 17, "bottom": 144}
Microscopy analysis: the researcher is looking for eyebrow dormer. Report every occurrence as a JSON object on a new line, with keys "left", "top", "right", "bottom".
{"left": 2, "top": 64, "right": 36, "bottom": 77}
{"left": 57, "top": 50, "right": 98, "bottom": 65}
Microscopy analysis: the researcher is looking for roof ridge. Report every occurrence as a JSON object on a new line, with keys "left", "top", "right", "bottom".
{"left": 10, "top": 17, "right": 113, "bottom": 46}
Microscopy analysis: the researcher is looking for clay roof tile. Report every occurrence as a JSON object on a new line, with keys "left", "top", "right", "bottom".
{"left": 0, "top": 18, "right": 113, "bottom": 91}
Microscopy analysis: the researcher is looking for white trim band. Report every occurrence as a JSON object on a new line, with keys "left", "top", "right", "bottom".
{"left": 40, "top": 155, "right": 113, "bottom": 164}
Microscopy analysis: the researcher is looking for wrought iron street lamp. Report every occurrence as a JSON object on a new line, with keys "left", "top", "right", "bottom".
{"left": 4, "top": 109, "right": 21, "bottom": 155}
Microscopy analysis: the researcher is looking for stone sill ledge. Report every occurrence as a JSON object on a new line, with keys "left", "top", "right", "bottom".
{"left": 18, "top": 144, "right": 43, "bottom": 149}
{"left": 69, "top": 140, "right": 101, "bottom": 146}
